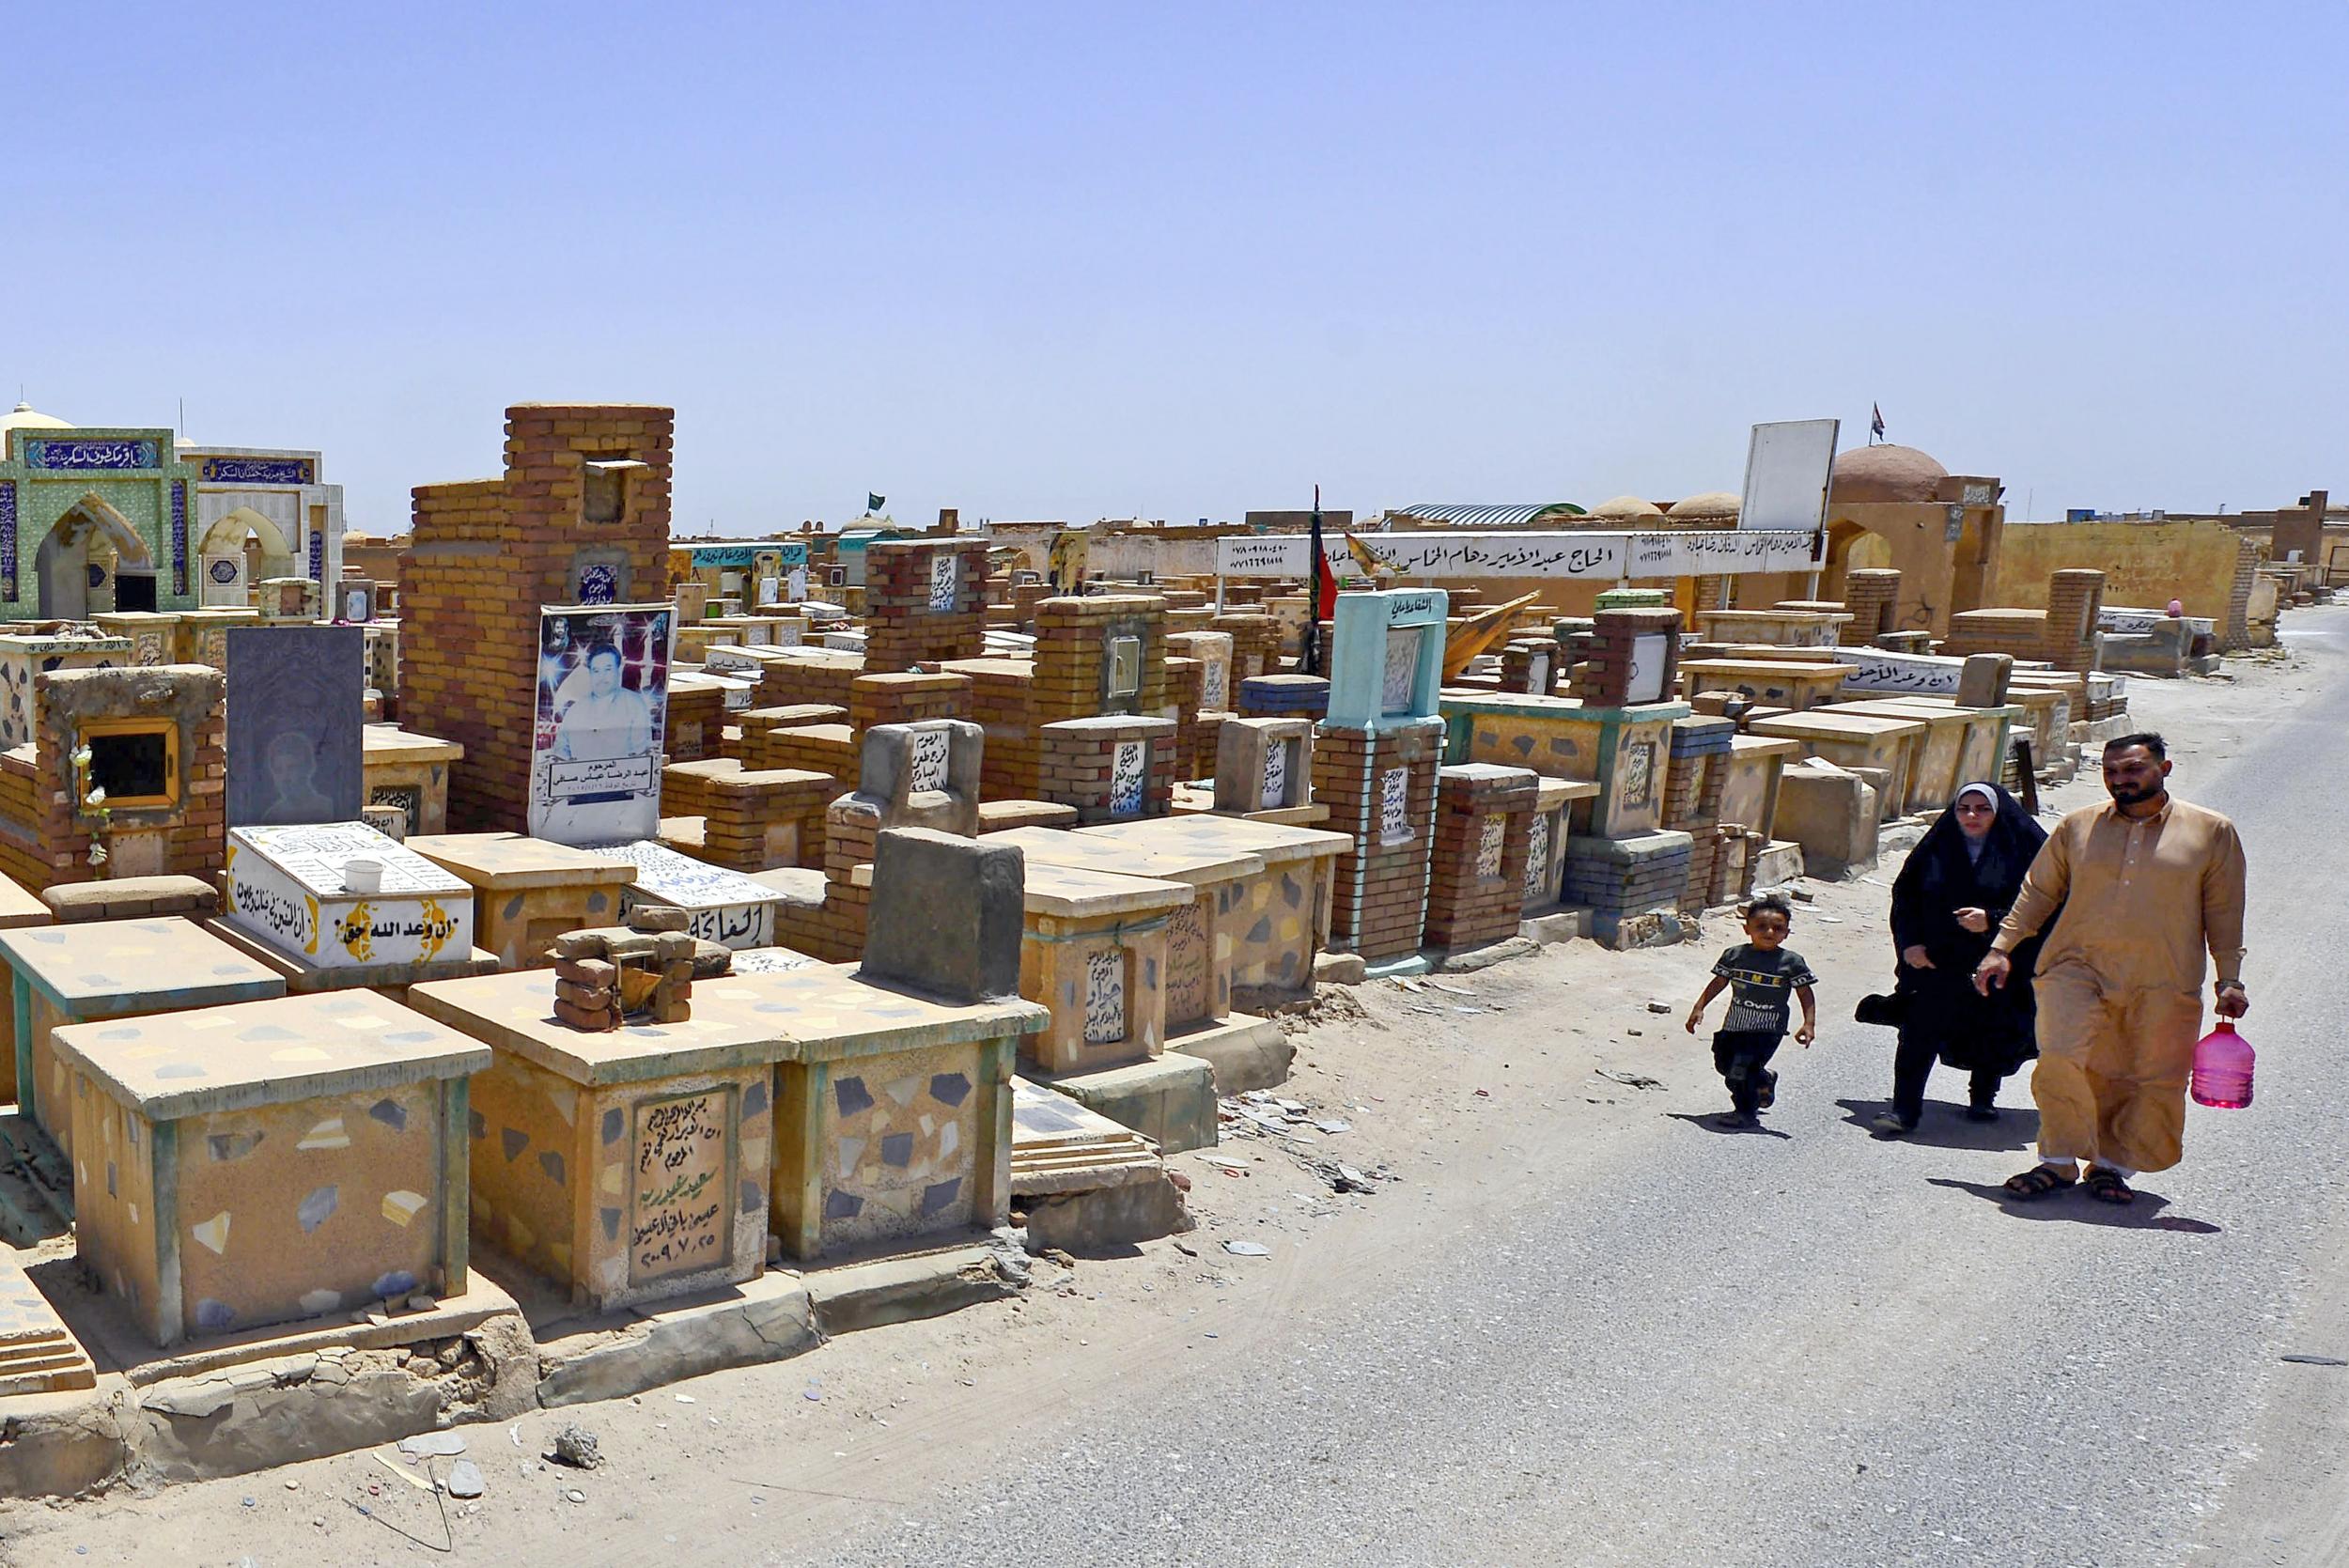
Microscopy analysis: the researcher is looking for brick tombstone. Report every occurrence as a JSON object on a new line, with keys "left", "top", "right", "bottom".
{"left": 861, "top": 539, "right": 989, "bottom": 674}
{"left": 1423, "top": 764, "right": 1539, "bottom": 953}
{"left": 402, "top": 405, "right": 675, "bottom": 833}
{"left": 1314, "top": 590, "right": 1449, "bottom": 968}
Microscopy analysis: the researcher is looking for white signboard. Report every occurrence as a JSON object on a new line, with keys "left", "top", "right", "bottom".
{"left": 588, "top": 840, "right": 778, "bottom": 950}
{"left": 1626, "top": 634, "right": 1671, "bottom": 704}
{"left": 1216, "top": 530, "right": 1821, "bottom": 581}
{"left": 910, "top": 728, "right": 952, "bottom": 793}
{"left": 1738, "top": 419, "right": 1841, "bottom": 534}
{"left": 1523, "top": 814, "right": 1552, "bottom": 906}
{"left": 928, "top": 553, "right": 959, "bottom": 611}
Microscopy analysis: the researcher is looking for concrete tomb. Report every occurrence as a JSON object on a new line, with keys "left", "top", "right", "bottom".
{"left": 407, "top": 831, "right": 639, "bottom": 970}
{"left": 223, "top": 820, "right": 477, "bottom": 978}
{"left": 583, "top": 839, "right": 780, "bottom": 951}
{"left": 361, "top": 724, "right": 462, "bottom": 839}
{"left": 54, "top": 989, "right": 486, "bottom": 1346}
{"left": 1212, "top": 716, "right": 1316, "bottom": 819}
{"left": 0, "top": 916, "right": 287, "bottom": 1160}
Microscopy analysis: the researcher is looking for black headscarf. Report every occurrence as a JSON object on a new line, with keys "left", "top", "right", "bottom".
{"left": 1890, "top": 781, "right": 2047, "bottom": 961}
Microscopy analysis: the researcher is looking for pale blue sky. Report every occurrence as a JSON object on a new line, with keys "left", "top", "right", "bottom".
{"left": 8, "top": 2, "right": 2342, "bottom": 533}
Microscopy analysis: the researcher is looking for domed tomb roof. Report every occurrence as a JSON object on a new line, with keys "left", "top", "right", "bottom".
{"left": 1664, "top": 490, "right": 1740, "bottom": 522}
{"left": 1829, "top": 443, "right": 1948, "bottom": 505}
{"left": 0, "top": 401, "right": 72, "bottom": 437}
{"left": 1588, "top": 494, "right": 1664, "bottom": 520}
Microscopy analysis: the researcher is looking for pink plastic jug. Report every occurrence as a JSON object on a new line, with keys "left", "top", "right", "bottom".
{"left": 2190, "top": 1019, "right": 2253, "bottom": 1110}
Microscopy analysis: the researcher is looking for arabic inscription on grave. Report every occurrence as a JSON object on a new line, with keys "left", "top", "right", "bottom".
{"left": 630, "top": 1089, "right": 733, "bottom": 1286}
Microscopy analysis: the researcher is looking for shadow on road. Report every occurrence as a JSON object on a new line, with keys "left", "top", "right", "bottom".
{"left": 1924, "top": 1176, "right": 2223, "bottom": 1234}
{"left": 1665, "top": 1110, "right": 1793, "bottom": 1141}
{"left": 1835, "top": 1097, "right": 2041, "bottom": 1152}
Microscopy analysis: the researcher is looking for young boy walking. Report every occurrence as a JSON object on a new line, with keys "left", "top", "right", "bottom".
{"left": 1685, "top": 896, "right": 1819, "bottom": 1129}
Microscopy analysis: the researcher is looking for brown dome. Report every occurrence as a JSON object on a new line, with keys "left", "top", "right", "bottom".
{"left": 1589, "top": 494, "right": 1664, "bottom": 520}
{"left": 1665, "top": 490, "right": 1740, "bottom": 522}
{"left": 1830, "top": 444, "right": 1948, "bottom": 505}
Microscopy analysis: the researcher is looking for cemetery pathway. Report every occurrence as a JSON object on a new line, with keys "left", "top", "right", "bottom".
{"left": 8, "top": 612, "right": 2342, "bottom": 1568}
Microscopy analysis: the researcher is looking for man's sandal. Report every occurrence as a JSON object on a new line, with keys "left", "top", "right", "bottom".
{"left": 2082, "top": 1168, "right": 2137, "bottom": 1205}
{"left": 2002, "top": 1166, "right": 2076, "bottom": 1201}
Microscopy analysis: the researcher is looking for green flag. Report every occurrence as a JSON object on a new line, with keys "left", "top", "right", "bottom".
{"left": 867, "top": 492, "right": 885, "bottom": 513}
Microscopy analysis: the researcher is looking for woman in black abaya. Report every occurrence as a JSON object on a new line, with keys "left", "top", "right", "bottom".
{"left": 1869, "top": 781, "right": 2050, "bottom": 1135}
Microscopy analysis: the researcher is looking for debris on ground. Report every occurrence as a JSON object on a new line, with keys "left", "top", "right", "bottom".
{"left": 1596, "top": 1070, "right": 1666, "bottom": 1091}
{"left": 548, "top": 1423, "right": 601, "bottom": 1470}
{"left": 1221, "top": 1240, "right": 1271, "bottom": 1258}
{"left": 445, "top": 1459, "right": 486, "bottom": 1498}
{"left": 1277, "top": 986, "right": 1375, "bottom": 1033}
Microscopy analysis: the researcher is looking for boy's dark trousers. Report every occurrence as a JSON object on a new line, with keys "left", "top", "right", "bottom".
{"left": 1712, "top": 1030, "right": 1784, "bottom": 1113}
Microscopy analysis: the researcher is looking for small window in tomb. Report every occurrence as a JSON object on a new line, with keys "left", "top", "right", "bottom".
{"left": 115, "top": 573, "right": 158, "bottom": 613}
{"left": 583, "top": 460, "right": 628, "bottom": 523}
{"left": 1107, "top": 635, "right": 1143, "bottom": 699}
{"left": 828, "top": 566, "right": 847, "bottom": 586}
{"left": 81, "top": 720, "right": 178, "bottom": 809}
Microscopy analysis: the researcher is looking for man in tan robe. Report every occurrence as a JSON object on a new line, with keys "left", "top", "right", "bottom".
{"left": 1974, "top": 733, "right": 2248, "bottom": 1204}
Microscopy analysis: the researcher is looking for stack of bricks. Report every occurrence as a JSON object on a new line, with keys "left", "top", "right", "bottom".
{"left": 1010, "top": 581, "right": 1051, "bottom": 624}
{"left": 1661, "top": 717, "right": 1735, "bottom": 910}
{"left": 550, "top": 909, "right": 705, "bottom": 1030}
{"left": 702, "top": 767, "right": 833, "bottom": 871}
{"left": 663, "top": 677, "right": 726, "bottom": 764}
{"left": 2041, "top": 568, "right": 2105, "bottom": 675}
{"left": 848, "top": 671, "right": 972, "bottom": 731}
{"left": 1500, "top": 639, "right": 1561, "bottom": 697}
{"left": 1841, "top": 569, "right": 1903, "bottom": 644}
{"left": 402, "top": 404, "right": 674, "bottom": 832}
{"left": 861, "top": 538, "right": 990, "bottom": 672}
{"left": 1422, "top": 764, "right": 1539, "bottom": 953}
{"left": 1312, "top": 718, "right": 1445, "bottom": 963}
{"left": 3, "top": 667, "right": 228, "bottom": 893}
{"left": 1036, "top": 716, "right": 1178, "bottom": 824}
{"left": 1573, "top": 607, "right": 1683, "bottom": 706}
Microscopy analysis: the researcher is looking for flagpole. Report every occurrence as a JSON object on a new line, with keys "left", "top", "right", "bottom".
{"left": 1301, "top": 485, "right": 1326, "bottom": 675}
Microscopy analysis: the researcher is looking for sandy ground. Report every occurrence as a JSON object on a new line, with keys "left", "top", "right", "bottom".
{"left": 0, "top": 625, "right": 2331, "bottom": 1567}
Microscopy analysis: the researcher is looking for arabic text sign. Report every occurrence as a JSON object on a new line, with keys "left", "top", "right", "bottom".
{"left": 630, "top": 1089, "right": 734, "bottom": 1286}
{"left": 1215, "top": 530, "right": 1821, "bottom": 580}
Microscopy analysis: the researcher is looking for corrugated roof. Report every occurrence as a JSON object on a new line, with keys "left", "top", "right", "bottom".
{"left": 1392, "top": 503, "right": 1585, "bottom": 528}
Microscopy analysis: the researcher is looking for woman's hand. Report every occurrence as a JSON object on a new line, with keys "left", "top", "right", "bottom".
{"left": 1903, "top": 944, "right": 1935, "bottom": 970}
{"left": 1953, "top": 908, "right": 1990, "bottom": 934}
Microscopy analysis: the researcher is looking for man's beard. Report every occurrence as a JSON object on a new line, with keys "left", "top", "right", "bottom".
{"left": 2108, "top": 780, "right": 2158, "bottom": 803}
